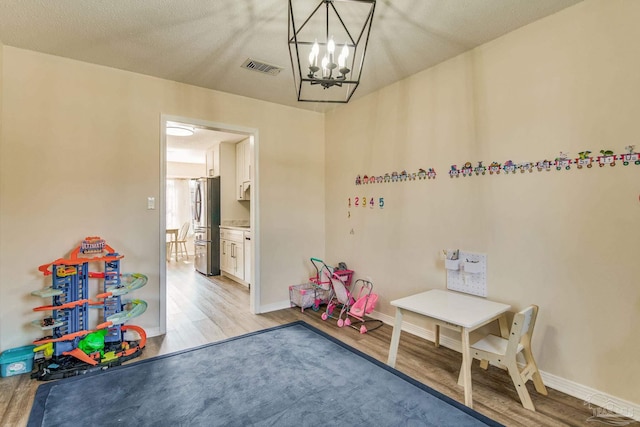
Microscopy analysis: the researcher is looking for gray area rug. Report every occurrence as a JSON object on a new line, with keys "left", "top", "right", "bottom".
{"left": 28, "top": 321, "right": 502, "bottom": 426}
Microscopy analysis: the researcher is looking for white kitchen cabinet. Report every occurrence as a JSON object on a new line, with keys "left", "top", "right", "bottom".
{"left": 206, "top": 146, "right": 219, "bottom": 177}
{"left": 236, "top": 139, "right": 251, "bottom": 200}
{"left": 220, "top": 239, "right": 230, "bottom": 273}
{"left": 231, "top": 239, "right": 244, "bottom": 280}
{"left": 220, "top": 228, "right": 244, "bottom": 281}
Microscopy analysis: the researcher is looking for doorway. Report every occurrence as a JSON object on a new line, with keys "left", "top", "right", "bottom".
{"left": 159, "top": 114, "right": 259, "bottom": 335}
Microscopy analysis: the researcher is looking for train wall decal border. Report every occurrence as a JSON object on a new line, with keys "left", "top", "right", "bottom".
{"left": 355, "top": 167, "right": 437, "bottom": 185}
{"left": 354, "top": 146, "right": 638, "bottom": 184}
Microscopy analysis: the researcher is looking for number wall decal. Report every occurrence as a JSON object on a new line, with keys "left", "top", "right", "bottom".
{"left": 348, "top": 196, "right": 385, "bottom": 210}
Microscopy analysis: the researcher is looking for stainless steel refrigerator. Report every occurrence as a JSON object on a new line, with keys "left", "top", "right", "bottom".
{"left": 192, "top": 177, "right": 221, "bottom": 276}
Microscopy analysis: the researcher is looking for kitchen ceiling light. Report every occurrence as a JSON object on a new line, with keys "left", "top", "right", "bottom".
{"left": 288, "top": 0, "right": 376, "bottom": 103}
{"left": 166, "top": 125, "right": 195, "bottom": 137}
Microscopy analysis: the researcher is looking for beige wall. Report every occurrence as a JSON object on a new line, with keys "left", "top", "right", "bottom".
{"left": 325, "top": 0, "right": 640, "bottom": 404}
{"left": 0, "top": 47, "right": 325, "bottom": 349}
{"left": 0, "top": 38, "right": 4, "bottom": 352}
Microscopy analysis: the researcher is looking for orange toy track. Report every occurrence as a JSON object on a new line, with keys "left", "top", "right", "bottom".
{"left": 120, "top": 325, "right": 147, "bottom": 356}
{"left": 33, "top": 299, "right": 90, "bottom": 312}
{"left": 33, "top": 299, "right": 103, "bottom": 312}
{"left": 63, "top": 348, "right": 99, "bottom": 366}
{"left": 38, "top": 255, "right": 124, "bottom": 276}
{"left": 96, "top": 320, "right": 114, "bottom": 330}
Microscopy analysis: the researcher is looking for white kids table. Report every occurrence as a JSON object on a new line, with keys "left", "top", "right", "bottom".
{"left": 387, "top": 289, "right": 511, "bottom": 409}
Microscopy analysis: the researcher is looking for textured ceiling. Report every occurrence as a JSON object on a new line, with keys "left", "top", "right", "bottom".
{"left": 0, "top": 0, "right": 583, "bottom": 112}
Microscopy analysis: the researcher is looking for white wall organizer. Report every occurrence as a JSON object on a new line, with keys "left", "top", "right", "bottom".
{"left": 445, "top": 250, "right": 487, "bottom": 297}
{"left": 444, "top": 258, "right": 460, "bottom": 271}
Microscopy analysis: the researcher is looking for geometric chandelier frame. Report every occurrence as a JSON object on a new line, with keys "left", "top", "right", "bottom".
{"left": 288, "top": 0, "right": 376, "bottom": 103}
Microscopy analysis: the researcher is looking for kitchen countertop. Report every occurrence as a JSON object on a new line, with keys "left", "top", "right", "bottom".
{"left": 220, "top": 225, "right": 251, "bottom": 231}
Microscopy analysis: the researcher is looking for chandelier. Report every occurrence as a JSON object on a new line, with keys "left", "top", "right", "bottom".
{"left": 288, "top": 0, "right": 376, "bottom": 103}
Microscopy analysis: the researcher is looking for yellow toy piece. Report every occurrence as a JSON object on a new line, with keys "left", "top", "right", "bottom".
{"left": 101, "top": 351, "right": 118, "bottom": 363}
{"left": 34, "top": 342, "right": 54, "bottom": 358}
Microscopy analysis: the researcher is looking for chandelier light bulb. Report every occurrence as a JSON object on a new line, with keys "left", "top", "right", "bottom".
{"left": 327, "top": 36, "right": 335, "bottom": 64}
{"left": 341, "top": 44, "right": 349, "bottom": 61}
{"left": 337, "top": 44, "right": 347, "bottom": 68}
{"left": 321, "top": 55, "right": 330, "bottom": 78}
{"left": 310, "top": 40, "right": 319, "bottom": 67}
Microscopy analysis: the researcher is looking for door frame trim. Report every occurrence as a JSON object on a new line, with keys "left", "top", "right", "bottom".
{"left": 159, "top": 114, "right": 260, "bottom": 335}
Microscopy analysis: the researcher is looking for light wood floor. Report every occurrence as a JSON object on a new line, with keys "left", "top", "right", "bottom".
{"left": 1, "top": 260, "right": 599, "bottom": 426}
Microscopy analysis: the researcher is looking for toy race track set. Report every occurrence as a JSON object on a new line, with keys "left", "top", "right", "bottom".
{"left": 30, "top": 237, "right": 147, "bottom": 380}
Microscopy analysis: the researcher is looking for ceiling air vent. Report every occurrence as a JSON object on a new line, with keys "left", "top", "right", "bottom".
{"left": 241, "top": 58, "right": 283, "bottom": 76}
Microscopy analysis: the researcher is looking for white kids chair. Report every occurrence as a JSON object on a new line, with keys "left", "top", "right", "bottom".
{"left": 468, "top": 304, "right": 548, "bottom": 411}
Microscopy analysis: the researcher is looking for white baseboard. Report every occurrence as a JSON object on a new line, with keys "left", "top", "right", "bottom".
{"left": 258, "top": 299, "right": 292, "bottom": 314}
{"left": 539, "top": 370, "right": 639, "bottom": 422}
{"left": 221, "top": 271, "right": 249, "bottom": 288}
{"left": 368, "top": 311, "right": 640, "bottom": 422}
{"left": 143, "top": 326, "right": 163, "bottom": 338}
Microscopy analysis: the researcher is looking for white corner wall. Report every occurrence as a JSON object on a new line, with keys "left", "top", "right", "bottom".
{"left": 325, "top": 0, "right": 639, "bottom": 406}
